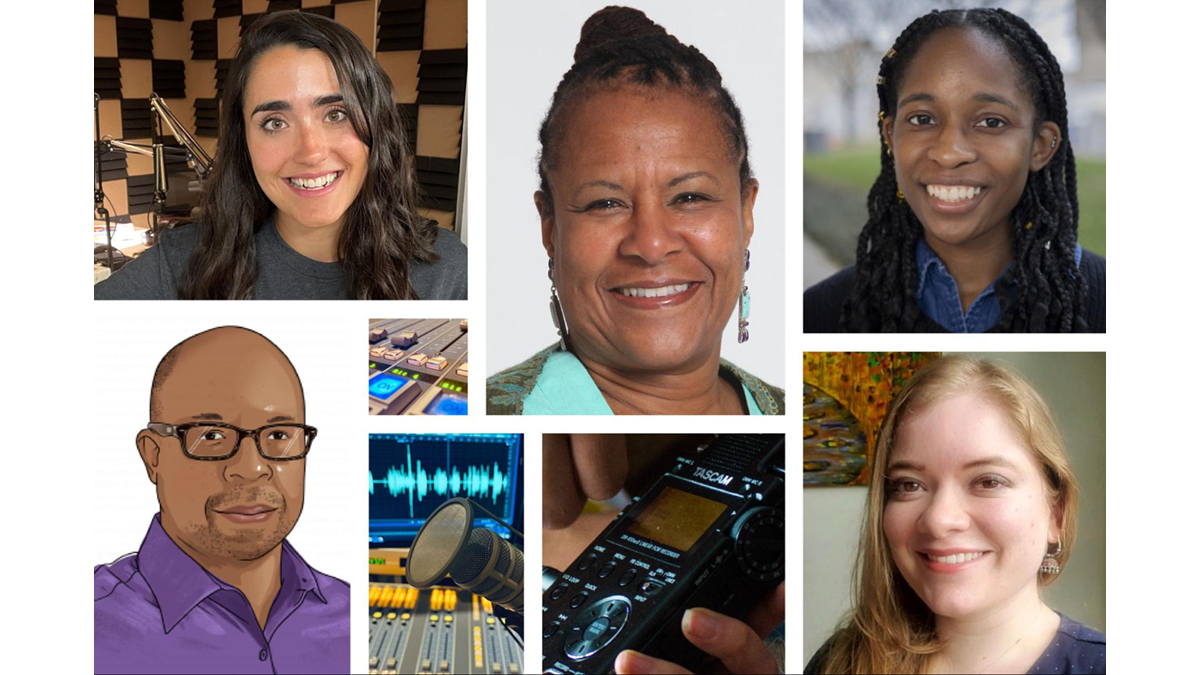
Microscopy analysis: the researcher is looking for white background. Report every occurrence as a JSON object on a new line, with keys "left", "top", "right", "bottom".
{"left": 0, "top": 0, "right": 1194, "bottom": 673}
{"left": 93, "top": 318, "right": 362, "bottom": 580}
{"left": 485, "top": 0, "right": 786, "bottom": 384}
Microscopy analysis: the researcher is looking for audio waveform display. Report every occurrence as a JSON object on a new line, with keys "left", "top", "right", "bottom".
{"left": 369, "top": 448, "right": 510, "bottom": 517}
{"left": 368, "top": 434, "right": 520, "bottom": 528}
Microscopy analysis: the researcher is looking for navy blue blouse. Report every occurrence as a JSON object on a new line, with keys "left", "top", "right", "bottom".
{"left": 803, "top": 613, "right": 1105, "bottom": 674}
{"left": 1027, "top": 613, "right": 1106, "bottom": 674}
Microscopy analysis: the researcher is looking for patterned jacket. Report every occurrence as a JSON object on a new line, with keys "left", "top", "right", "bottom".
{"left": 486, "top": 344, "right": 785, "bottom": 415}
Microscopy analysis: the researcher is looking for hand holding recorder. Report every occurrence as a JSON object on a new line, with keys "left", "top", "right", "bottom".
{"left": 543, "top": 435, "right": 785, "bottom": 675}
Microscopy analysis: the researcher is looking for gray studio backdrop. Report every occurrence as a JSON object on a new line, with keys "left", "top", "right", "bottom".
{"left": 486, "top": 0, "right": 785, "bottom": 384}
{"left": 803, "top": 352, "right": 1106, "bottom": 664}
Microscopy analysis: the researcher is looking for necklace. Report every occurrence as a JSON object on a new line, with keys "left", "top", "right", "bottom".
{"left": 975, "top": 608, "right": 1044, "bottom": 674}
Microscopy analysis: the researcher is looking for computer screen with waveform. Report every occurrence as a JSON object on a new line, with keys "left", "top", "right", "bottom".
{"left": 369, "top": 433, "right": 521, "bottom": 546}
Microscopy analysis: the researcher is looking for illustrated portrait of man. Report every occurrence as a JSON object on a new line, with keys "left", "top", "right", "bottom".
{"left": 94, "top": 327, "right": 349, "bottom": 674}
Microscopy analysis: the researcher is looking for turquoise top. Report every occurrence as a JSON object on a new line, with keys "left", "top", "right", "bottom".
{"left": 521, "top": 349, "right": 763, "bottom": 415}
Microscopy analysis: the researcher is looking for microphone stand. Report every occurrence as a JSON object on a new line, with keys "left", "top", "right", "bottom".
{"left": 94, "top": 93, "right": 114, "bottom": 271}
{"left": 93, "top": 94, "right": 210, "bottom": 262}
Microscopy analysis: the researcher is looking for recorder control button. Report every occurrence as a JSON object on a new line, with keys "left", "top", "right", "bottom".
{"left": 618, "top": 569, "right": 638, "bottom": 587}
{"left": 565, "top": 596, "right": 631, "bottom": 661}
{"left": 550, "top": 584, "right": 569, "bottom": 601}
{"left": 577, "top": 554, "right": 597, "bottom": 571}
{"left": 639, "top": 581, "right": 664, "bottom": 596}
{"left": 597, "top": 562, "right": 616, "bottom": 579}
{"left": 583, "top": 617, "right": 610, "bottom": 641}
{"left": 570, "top": 592, "right": 589, "bottom": 608}
{"left": 544, "top": 622, "right": 560, "bottom": 639}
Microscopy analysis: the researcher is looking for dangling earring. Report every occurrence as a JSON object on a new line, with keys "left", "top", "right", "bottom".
{"left": 897, "top": 188, "right": 905, "bottom": 202}
{"left": 548, "top": 258, "right": 568, "bottom": 350}
{"left": 1040, "top": 542, "right": 1062, "bottom": 575}
{"left": 738, "top": 249, "right": 750, "bottom": 343}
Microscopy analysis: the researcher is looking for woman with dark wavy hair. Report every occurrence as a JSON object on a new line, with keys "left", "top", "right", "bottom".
{"left": 95, "top": 11, "right": 467, "bottom": 300}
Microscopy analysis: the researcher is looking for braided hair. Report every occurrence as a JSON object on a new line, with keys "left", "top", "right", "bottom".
{"left": 537, "top": 6, "right": 753, "bottom": 205}
{"left": 840, "top": 8, "right": 1088, "bottom": 333}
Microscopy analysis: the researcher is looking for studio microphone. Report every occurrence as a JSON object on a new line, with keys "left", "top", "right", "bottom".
{"left": 406, "top": 498, "right": 524, "bottom": 613}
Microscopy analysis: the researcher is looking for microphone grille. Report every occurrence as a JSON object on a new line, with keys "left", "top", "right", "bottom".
{"left": 449, "top": 528, "right": 494, "bottom": 585}
{"left": 408, "top": 501, "right": 470, "bottom": 587}
{"left": 510, "top": 546, "right": 525, "bottom": 588}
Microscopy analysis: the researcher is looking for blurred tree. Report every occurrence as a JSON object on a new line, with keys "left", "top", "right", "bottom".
{"left": 804, "top": 0, "right": 1065, "bottom": 144}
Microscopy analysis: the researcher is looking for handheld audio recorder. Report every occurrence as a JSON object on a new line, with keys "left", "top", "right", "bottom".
{"left": 542, "top": 434, "right": 785, "bottom": 674}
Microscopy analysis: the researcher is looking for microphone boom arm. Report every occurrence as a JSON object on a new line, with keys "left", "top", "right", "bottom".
{"left": 150, "top": 93, "right": 212, "bottom": 180}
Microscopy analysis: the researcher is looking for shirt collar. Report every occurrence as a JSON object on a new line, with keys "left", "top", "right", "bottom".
{"left": 914, "top": 237, "right": 944, "bottom": 299}
{"left": 914, "top": 237, "right": 1083, "bottom": 295}
{"left": 137, "top": 514, "right": 326, "bottom": 634}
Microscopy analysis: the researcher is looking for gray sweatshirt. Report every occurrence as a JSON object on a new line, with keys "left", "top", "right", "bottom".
{"left": 94, "top": 218, "right": 467, "bottom": 300}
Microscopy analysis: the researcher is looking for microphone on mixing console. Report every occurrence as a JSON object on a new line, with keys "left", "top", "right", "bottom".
{"left": 406, "top": 498, "right": 525, "bottom": 614}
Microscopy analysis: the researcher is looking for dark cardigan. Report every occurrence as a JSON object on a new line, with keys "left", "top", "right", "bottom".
{"left": 803, "top": 248, "right": 1106, "bottom": 333}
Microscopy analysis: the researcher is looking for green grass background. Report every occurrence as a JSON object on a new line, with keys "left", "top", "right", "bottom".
{"left": 804, "top": 147, "right": 1106, "bottom": 256}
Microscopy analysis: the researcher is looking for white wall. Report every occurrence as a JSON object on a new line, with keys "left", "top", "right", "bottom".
{"left": 485, "top": 0, "right": 786, "bottom": 385}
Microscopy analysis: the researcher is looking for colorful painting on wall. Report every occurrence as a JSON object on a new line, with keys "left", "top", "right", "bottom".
{"left": 803, "top": 352, "right": 939, "bottom": 486}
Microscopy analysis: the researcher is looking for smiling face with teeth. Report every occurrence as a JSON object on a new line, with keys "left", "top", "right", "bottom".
{"left": 537, "top": 84, "right": 755, "bottom": 374}
{"left": 243, "top": 46, "right": 369, "bottom": 249}
{"left": 882, "top": 27, "right": 1060, "bottom": 255}
{"left": 882, "top": 392, "right": 1059, "bottom": 620}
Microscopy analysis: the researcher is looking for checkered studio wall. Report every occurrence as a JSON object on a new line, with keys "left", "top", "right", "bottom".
{"left": 94, "top": 0, "right": 467, "bottom": 232}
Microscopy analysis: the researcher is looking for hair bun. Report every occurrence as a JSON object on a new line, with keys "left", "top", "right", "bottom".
{"left": 574, "top": 6, "right": 669, "bottom": 62}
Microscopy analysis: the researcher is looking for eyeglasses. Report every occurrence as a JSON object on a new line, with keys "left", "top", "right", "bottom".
{"left": 147, "top": 422, "right": 317, "bottom": 461}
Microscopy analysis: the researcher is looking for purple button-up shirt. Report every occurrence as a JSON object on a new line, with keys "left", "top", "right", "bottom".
{"left": 95, "top": 515, "right": 350, "bottom": 674}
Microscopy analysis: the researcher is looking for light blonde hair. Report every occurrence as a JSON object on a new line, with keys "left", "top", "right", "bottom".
{"left": 821, "top": 356, "right": 1079, "bottom": 674}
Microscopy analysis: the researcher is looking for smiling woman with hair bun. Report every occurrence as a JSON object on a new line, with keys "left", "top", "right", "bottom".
{"left": 486, "top": 5, "right": 783, "bottom": 417}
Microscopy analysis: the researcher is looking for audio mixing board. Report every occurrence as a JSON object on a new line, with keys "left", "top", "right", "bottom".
{"left": 369, "top": 319, "right": 468, "bottom": 415}
{"left": 368, "top": 583, "right": 523, "bottom": 674}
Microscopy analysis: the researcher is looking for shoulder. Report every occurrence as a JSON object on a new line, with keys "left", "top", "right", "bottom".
{"left": 804, "top": 265, "right": 856, "bottom": 332}
{"left": 431, "top": 226, "right": 468, "bottom": 261}
{"left": 411, "top": 227, "right": 468, "bottom": 299}
{"left": 146, "top": 223, "right": 202, "bottom": 271}
{"left": 93, "top": 224, "right": 200, "bottom": 300}
{"left": 312, "top": 568, "right": 352, "bottom": 609}
{"left": 1056, "top": 614, "right": 1106, "bottom": 647}
{"left": 486, "top": 345, "right": 559, "bottom": 415}
{"left": 721, "top": 360, "right": 785, "bottom": 415}
{"left": 803, "top": 636, "right": 834, "bottom": 674}
{"left": 1031, "top": 614, "right": 1105, "bottom": 674}
{"left": 1078, "top": 249, "right": 1106, "bottom": 332}
{"left": 94, "top": 553, "right": 141, "bottom": 603}
{"left": 95, "top": 552, "right": 165, "bottom": 646}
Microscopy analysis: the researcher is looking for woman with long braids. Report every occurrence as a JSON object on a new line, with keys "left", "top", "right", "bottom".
{"left": 95, "top": 12, "right": 467, "bottom": 300}
{"left": 804, "top": 8, "right": 1104, "bottom": 332}
{"left": 487, "top": 6, "right": 784, "bottom": 417}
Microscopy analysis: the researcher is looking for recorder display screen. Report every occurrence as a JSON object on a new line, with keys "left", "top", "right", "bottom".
{"left": 627, "top": 486, "right": 728, "bottom": 552}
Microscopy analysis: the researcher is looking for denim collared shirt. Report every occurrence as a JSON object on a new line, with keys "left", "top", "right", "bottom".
{"left": 915, "top": 239, "right": 1083, "bottom": 333}
{"left": 94, "top": 514, "right": 350, "bottom": 674}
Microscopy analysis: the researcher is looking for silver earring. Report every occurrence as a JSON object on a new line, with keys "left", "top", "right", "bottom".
{"left": 1051, "top": 136, "right": 1058, "bottom": 149}
{"left": 1040, "top": 542, "right": 1062, "bottom": 575}
{"left": 549, "top": 259, "right": 568, "bottom": 350}
{"left": 738, "top": 249, "right": 750, "bottom": 343}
